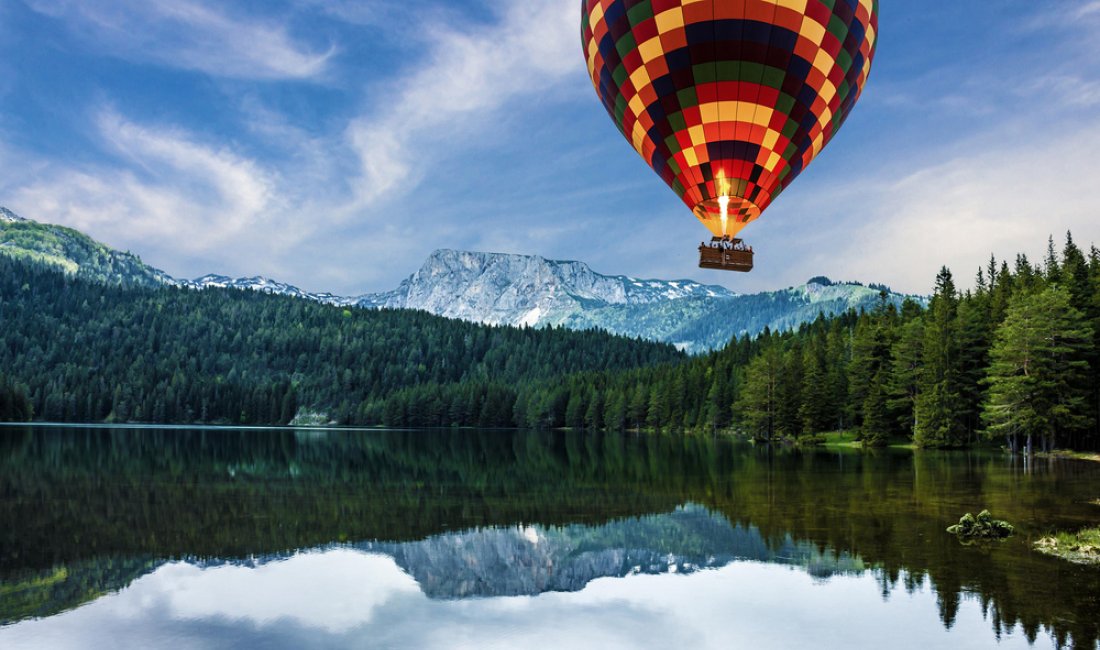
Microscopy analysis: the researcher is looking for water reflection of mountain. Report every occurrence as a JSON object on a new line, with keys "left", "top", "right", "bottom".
{"left": 1, "top": 426, "right": 1099, "bottom": 647}
{"left": 1, "top": 505, "right": 864, "bottom": 622}
{"left": 368, "top": 505, "right": 864, "bottom": 599}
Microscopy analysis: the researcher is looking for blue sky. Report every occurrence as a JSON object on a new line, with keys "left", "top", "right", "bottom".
{"left": 1, "top": 1, "right": 1099, "bottom": 295}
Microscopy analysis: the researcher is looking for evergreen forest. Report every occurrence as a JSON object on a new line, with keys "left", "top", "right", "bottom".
{"left": 371, "top": 234, "right": 1100, "bottom": 452}
{"left": 2, "top": 234, "right": 1100, "bottom": 452}
{"left": 0, "top": 255, "right": 682, "bottom": 424}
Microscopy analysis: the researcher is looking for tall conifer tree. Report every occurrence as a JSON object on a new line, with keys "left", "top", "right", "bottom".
{"left": 914, "top": 268, "right": 965, "bottom": 447}
{"left": 983, "top": 286, "right": 1093, "bottom": 452}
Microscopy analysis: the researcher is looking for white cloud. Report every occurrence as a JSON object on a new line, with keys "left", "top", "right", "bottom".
{"left": 10, "top": 0, "right": 1097, "bottom": 299}
{"left": 1019, "top": 75, "right": 1100, "bottom": 109}
{"left": 1077, "top": 1, "right": 1100, "bottom": 19}
{"left": 3, "top": 1, "right": 585, "bottom": 291}
{"left": 5, "top": 110, "right": 279, "bottom": 266}
{"left": 767, "top": 118, "right": 1100, "bottom": 295}
{"left": 345, "top": 0, "right": 579, "bottom": 207}
{"left": 23, "top": 0, "right": 334, "bottom": 80}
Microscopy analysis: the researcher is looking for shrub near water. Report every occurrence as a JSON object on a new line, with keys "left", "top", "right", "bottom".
{"left": 946, "top": 510, "right": 1014, "bottom": 541}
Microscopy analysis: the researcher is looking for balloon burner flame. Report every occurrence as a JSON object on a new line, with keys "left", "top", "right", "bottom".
{"left": 718, "top": 195, "right": 730, "bottom": 235}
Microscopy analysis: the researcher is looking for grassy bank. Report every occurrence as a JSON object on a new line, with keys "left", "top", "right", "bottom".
{"left": 1035, "top": 527, "right": 1100, "bottom": 565}
{"left": 1036, "top": 450, "right": 1100, "bottom": 464}
{"left": 814, "top": 431, "right": 916, "bottom": 451}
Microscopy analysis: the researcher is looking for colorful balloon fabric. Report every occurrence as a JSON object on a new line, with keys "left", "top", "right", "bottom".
{"left": 582, "top": 0, "right": 878, "bottom": 238}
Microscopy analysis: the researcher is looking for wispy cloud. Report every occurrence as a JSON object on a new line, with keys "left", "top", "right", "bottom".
{"left": 23, "top": 0, "right": 334, "bottom": 80}
{"left": 759, "top": 117, "right": 1100, "bottom": 295}
{"left": 1, "top": 1, "right": 586, "bottom": 289}
{"left": 345, "top": 0, "right": 579, "bottom": 207}
{"left": 5, "top": 110, "right": 278, "bottom": 270}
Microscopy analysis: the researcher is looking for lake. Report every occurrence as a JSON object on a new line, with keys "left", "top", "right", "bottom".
{"left": 1, "top": 425, "right": 1098, "bottom": 649}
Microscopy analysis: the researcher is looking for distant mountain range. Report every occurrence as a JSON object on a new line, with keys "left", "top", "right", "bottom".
{"left": 0, "top": 207, "right": 923, "bottom": 352}
{"left": 357, "top": 249, "right": 923, "bottom": 352}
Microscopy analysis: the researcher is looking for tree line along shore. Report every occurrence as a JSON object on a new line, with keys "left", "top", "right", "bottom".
{"left": 2, "top": 234, "right": 1100, "bottom": 453}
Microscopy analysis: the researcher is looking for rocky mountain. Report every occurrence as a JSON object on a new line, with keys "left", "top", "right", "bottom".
{"left": 356, "top": 249, "right": 923, "bottom": 352}
{"left": 0, "top": 207, "right": 923, "bottom": 352}
{"left": 355, "top": 249, "right": 734, "bottom": 323}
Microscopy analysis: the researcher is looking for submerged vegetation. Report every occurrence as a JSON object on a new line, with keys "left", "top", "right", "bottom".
{"left": 1034, "top": 527, "right": 1100, "bottom": 565}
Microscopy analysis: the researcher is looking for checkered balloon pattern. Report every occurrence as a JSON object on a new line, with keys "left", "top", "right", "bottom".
{"left": 582, "top": 0, "right": 878, "bottom": 237}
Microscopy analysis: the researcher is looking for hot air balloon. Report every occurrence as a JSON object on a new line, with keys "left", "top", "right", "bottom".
{"left": 581, "top": 0, "right": 878, "bottom": 272}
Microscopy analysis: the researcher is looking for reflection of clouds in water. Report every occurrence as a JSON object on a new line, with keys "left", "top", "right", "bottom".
{"left": 143, "top": 551, "right": 419, "bottom": 633}
{"left": 0, "top": 551, "right": 1047, "bottom": 650}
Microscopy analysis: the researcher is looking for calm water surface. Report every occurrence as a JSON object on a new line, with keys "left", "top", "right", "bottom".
{"left": 1, "top": 425, "right": 1098, "bottom": 649}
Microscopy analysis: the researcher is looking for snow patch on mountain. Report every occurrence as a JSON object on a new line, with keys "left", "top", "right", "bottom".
{"left": 354, "top": 249, "right": 737, "bottom": 327}
{"left": 181, "top": 274, "right": 357, "bottom": 306}
{"left": 173, "top": 249, "right": 921, "bottom": 353}
{"left": 1, "top": 207, "right": 924, "bottom": 353}
{"left": 353, "top": 250, "right": 923, "bottom": 353}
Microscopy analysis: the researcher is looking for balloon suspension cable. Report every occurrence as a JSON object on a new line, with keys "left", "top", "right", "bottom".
{"left": 718, "top": 195, "right": 730, "bottom": 237}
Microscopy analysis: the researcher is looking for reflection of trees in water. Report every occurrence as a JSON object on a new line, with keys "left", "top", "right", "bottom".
{"left": 0, "top": 557, "right": 157, "bottom": 625}
{"left": 1, "top": 426, "right": 1098, "bottom": 646}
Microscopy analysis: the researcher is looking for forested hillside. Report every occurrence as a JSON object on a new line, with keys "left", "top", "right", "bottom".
{"left": 5, "top": 232, "right": 1099, "bottom": 452}
{"left": 0, "top": 256, "right": 682, "bottom": 425}
{"left": 0, "top": 208, "right": 173, "bottom": 287}
{"left": 375, "top": 235, "right": 1100, "bottom": 452}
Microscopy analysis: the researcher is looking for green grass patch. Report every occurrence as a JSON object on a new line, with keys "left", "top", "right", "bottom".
{"left": 820, "top": 430, "right": 861, "bottom": 448}
{"left": 815, "top": 431, "right": 915, "bottom": 450}
{"left": 1034, "top": 526, "right": 1100, "bottom": 565}
{"left": 1037, "top": 449, "right": 1100, "bottom": 463}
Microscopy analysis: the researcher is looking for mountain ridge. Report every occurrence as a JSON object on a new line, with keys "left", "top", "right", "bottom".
{"left": 0, "top": 206, "right": 924, "bottom": 352}
{"left": 353, "top": 248, "right": 923, "bottom": 351}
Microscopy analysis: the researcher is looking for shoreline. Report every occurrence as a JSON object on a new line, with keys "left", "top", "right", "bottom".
{"left": 2, "top": 423, "right": 1099, "bottom": 462}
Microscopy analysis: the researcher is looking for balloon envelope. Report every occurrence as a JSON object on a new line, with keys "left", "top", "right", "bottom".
{"left": 582, "top": 0, "right": 878, "bottom": 237}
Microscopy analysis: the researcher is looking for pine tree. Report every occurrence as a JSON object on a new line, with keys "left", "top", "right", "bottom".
{"left": 888, "top": 316, "right": 923, "bottom": 438}
{"left": 955, "top": 295, "right": 991, "bottom": 443}
{"left": 826, "top": 320, "right": 850, "bottom": 431}
{"left": 1043, "top": 235, "right": 1061, "bottom": 283}
{"left": 914, "top": 268, "right": 966, "bottom": 447}
{"left": 735, "top": 344, "right": 783, "bottom": 442}
{"left": 847, "top": 311, "right": 878, "bottom": 429}
{"left": 983, "top": 286, "right": 1093, "bottom": 453}
{"left": 603, "top": 389, "right": 626, "bottom": 431}
{"left": 1063, "top": 233, "right": 1100, "bottom": 448}
{"left": 565, "top": 389, "right": 585, "bottom": 429}
{"left": 584, "top": 386, "right": 603, "bottom": 430}
{"left": 704, "top": 370, "right": 729, "bottom": 432}
{"left": 776, "top": 341, "right": 804, "bottom": 438}
{"left": 861, "top": 368, "right": 891, "bottom": 446}
{"left": 628, "top": 385, "right": 648, "bottom": 430}
{"left": 799, "top": 336, "right": 833, "bottom": 434}
{"left": 847, "top": 296, "right": 896, "bottom": 437}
